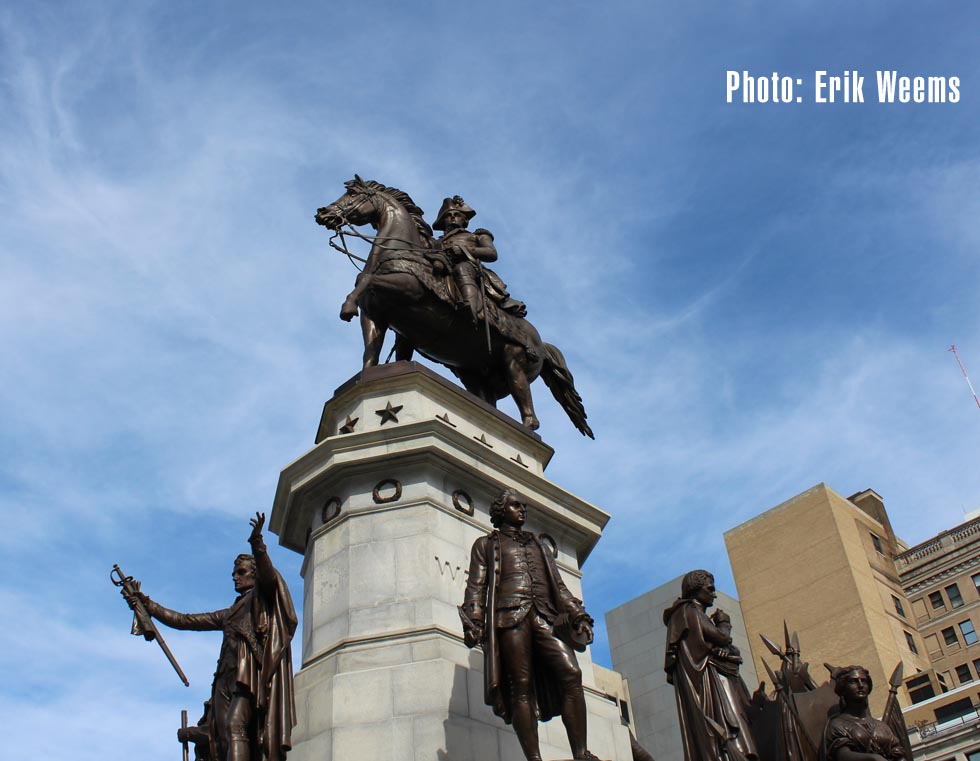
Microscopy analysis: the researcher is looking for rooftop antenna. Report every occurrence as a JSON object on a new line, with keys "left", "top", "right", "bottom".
{"left": 948, "top": 345, "right": 980, "bottom": 411}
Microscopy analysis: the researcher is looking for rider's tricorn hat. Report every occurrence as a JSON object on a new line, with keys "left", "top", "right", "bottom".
{"left": 433, "top": 195, "right": 476, "bottom": 231}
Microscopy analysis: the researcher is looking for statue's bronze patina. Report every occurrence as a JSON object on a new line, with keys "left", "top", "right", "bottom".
{"left": 460, "top": 489, "right": 598, "bottom": 761}
{"left": 315, "top": 177, "right": 593, "bottom": 438}
{"left": 430, "top": 194, "right": 526, "bottom": 327}
{"left": 125, "top": 514, "right": 297, "bottom": 761}
{"left": 179, "top": 702, "right": 214, "bottom": 760}
{"left": 662, "top": 585, "right": 915, "bottom": 761}
{"left": 664, "top": 570, "right": 759, "bottom": 761}
{"left": 751, "top": 636, "right": 911, "bottom": 761}
{"left": 821, "top": 665, "right": 911, "bottom": 761}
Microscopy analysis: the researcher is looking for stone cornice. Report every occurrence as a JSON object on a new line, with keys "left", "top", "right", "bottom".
{"left": 903, "top": 554, "right": 980, "bottom": 595}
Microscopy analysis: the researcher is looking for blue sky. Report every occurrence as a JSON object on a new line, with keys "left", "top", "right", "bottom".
{"left": 2, "top": 2, "right": 979, "bottom": 758}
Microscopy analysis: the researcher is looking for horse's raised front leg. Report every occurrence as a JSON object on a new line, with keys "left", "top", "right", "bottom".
{"left": 502, "top": 343, "right": 539, "bottom": 430}
{"left": 360, "top": 312, "right": 387, "bottom": 369}
{"left": 341, "top": 272, "right": 370, "bottom": 322}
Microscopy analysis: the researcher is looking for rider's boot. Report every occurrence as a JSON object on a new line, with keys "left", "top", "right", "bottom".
{"left": 460, "top": 284, "right": 482, "bottom": 328}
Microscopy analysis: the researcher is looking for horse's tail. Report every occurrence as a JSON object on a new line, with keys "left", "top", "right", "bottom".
{"left": 540, "top": 343, "right": 594, "bottom": 439}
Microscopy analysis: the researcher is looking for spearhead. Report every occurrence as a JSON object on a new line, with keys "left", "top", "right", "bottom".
{"left": 888, "top": 661, "right": 904, "bottom": 692}
{"left": 763, "top": 658, "right": 782, "bottom": 693}
{"left": 760, "top": 632, "right": 784, "bottom": 658}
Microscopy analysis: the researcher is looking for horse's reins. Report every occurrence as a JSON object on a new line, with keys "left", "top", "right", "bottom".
{"left": 321, "top": 187, "right": 492, "bottom": 354}
{"left": 324, "top": 195, "right": 435, "bottom": 272}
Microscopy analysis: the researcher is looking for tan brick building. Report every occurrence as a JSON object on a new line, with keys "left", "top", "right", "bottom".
{"left": 725, "top": 483, "right": 980, "bottom": 758}
{"left": 897, "top": 515, "right": 980, "bottom": 728}
{"left": 724, "top": 483, "right": 929, "bottom": 715}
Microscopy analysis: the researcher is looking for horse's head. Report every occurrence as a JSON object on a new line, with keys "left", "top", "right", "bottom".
{"left": 315, "top": 175, "right": 378, "bottom": 230}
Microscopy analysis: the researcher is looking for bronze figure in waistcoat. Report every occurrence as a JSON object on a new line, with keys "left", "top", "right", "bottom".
{"left": 461, "top": 489, "right": 598, "bottom": 761}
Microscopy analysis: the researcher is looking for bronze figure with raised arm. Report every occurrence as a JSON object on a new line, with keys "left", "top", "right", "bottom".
{"left": 127, "top": 513, "right": 297, "bottom": 761}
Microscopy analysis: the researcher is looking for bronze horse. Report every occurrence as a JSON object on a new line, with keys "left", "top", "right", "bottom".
{"left": 315, "top": 177, "right": 593, "bottom": 438}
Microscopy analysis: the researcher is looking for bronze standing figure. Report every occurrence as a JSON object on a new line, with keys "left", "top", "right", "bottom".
{"left": 460, "top": 489, "right": 598, "bottom": 761}
{"left": 126, "top": 514, "right": 297, "bottom": 761}
{"left": 664, "top": 570, "right": 759, "bottom": 761}
{"left": 315, "top": 177, "right": 592, "bottom": 437}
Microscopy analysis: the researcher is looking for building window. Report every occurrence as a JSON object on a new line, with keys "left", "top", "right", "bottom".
{"left": 907, "top": 673, "right": 930, "bottom": 688}
{"left": 909, "top": 682, "right": 936, "bottom": 703}
{"left": 943, "top": 627, "right": 959, "bottom": 647}
{"left": 935, "top": 697, "right": 974, "bottom": 723}
{"left": 956, "top": 663, "right": 974, "bottom": 684}
{"left": 967, "top": 751, "right": 980, "bottom": 761}
{"left": 871, "top": 533, "right": 884, "bottom": 554}
{"left": 973, "top": 658, "right": 980, "bottom": 677}
{"left": 931, "top": 591, "right": 947, "bottom": 611}
{"left": 972, "top": 573, "right": 980, "bottom": 597}
{"left": 959, "top": 620, "right": 979, "bottom": 646}
{"left": 892, "top": 595, "right": 907, "bottom": 617}
{"left": 904, "top": 631, "right": 919, "bottom": 654}
{"left": 947, "top": 583, "right": 965, "bottom": 608}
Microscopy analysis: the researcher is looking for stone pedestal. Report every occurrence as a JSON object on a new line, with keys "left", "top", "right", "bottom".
{"left": 270, "top": 362, "right": 631, "bottom": 761}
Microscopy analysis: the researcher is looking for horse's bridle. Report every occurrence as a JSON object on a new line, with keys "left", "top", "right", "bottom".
{"left": 323, "top": 184, "right": 378, "bottom": 268}
{"left": 324, "top": 180, "right": 434, "bottom": 270}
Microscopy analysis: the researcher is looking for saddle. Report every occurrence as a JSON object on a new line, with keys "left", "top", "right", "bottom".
{"left": 422, "top": 248, "right": 527, "bottom": 318}
{"left": 375, "top": 250, "right": 532, "bottom": 352}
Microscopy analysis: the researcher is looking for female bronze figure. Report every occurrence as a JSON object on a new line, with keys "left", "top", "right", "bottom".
{"left": 822, "top": 666, "right": 908, "bottom": 761}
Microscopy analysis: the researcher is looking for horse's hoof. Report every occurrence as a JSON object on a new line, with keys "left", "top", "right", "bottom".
{"left": 523, "top": 415, "right": 540, "bottom": 431}
{"left": 340, "top": 303, "right": 358, "bottom": 322}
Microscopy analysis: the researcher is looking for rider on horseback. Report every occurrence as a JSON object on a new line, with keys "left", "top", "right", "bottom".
{"left": 431, "top": 196, "right": 527, "bottom": 326}
{"left": 316, "top": 177, "right": 593, "bottom": 437}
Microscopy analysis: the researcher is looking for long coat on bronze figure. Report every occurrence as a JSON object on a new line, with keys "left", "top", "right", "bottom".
{"left": 664, "top": 572, "right": 759, "bottom": 761}
{"left": 142, "top": 523, "right": 297, "bottom": 761}
{"left": 462, "top": 530, "right": 589, "bottom": 723}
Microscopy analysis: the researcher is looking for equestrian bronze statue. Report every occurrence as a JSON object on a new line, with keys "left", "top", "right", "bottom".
{"left": 315, "top": 177, "right": 593, "bottom": 438}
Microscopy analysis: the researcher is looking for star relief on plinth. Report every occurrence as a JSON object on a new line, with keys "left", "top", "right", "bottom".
{"left": 375, "top": 400, "right": 403, "bottom": 425}
{"left": 338, "top": 415, "right": 358, "bottom": 434}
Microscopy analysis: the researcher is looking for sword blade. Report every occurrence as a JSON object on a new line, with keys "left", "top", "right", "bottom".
{"left": 154, "top": 626, "right": 191, "bottom": 686}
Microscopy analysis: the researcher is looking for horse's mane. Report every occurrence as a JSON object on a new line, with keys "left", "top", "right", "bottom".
{"left": 361, "top": 180, "right": 434, "bottom": 244}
